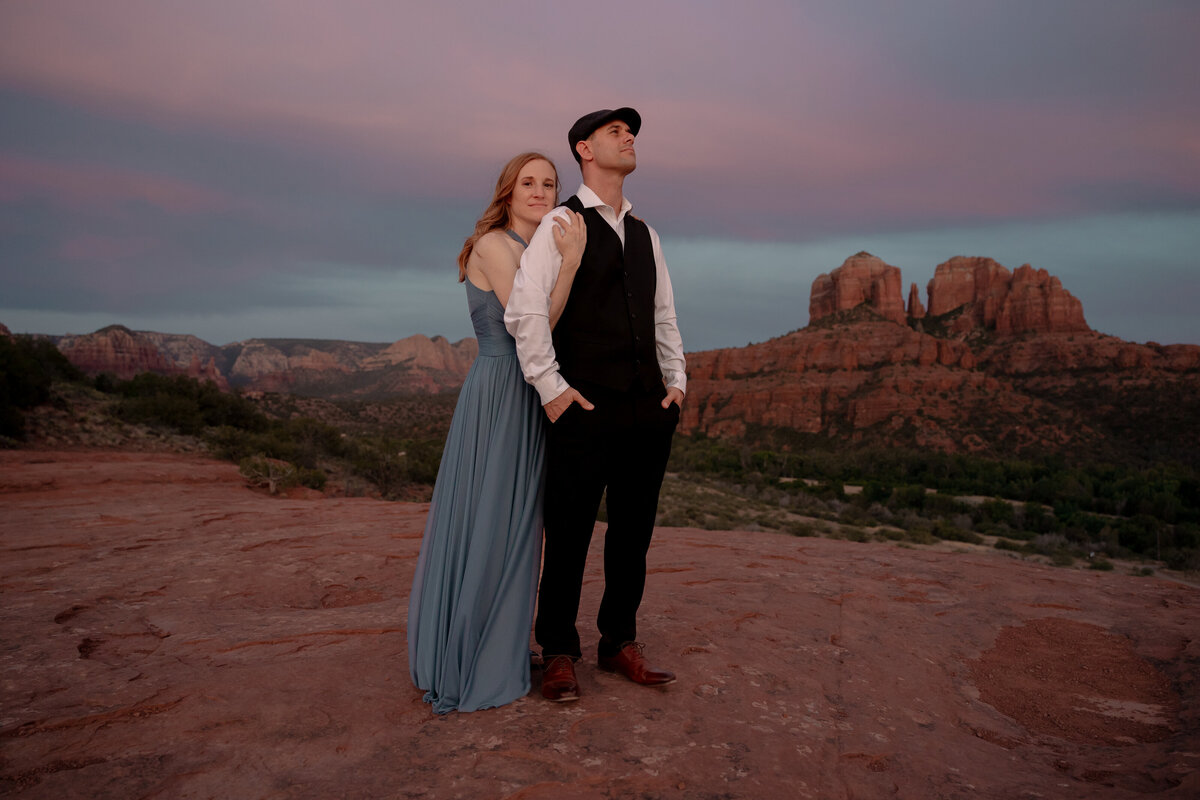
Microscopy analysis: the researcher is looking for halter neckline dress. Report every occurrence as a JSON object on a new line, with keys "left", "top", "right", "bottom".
{"left": 407, "top": 229, "right": 545, "bottom": 713}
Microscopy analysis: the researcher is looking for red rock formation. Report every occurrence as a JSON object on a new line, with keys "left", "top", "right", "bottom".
{"left": 907, "top": 283, "right": 925, "bottom": 319}
{"left": 57, "top": 325, "right": 177, "bottom": 379}
{"left": 40, "top": 324, "right": 481, "bottom": 399}
{"left": 140, "top": 332, "right": 225, "bottom": 371}
{"left": 0, "top": 321, "right": 12, "bottom": 339}
{"left": 926, "top": 257, "right": 1010, "bottom": 320}
{"left": 361, "top": 334, "right": 477, "bottom": 374}
{"left": 809, "top": 253, "right": 906, "bottom": 326}
{"left": 925, "top": 257, "right": 1087, "bottom": 335}
{"left": 221, "top": 335, "right": 478, "bottom": 398}
{"left": 3, "top": 449, "right": 1195, "bottom": 799}
{"left": 681, "top": 320, "right": 1009, "bottom": 449}
{"left": 186, "top": 355, "right": 231, "bottom": 391}
{"left": 995, "top": 264, "right": 1089, "bottom": 334}
{"left": 679, "top": 254, "right": 1200, "bottom": 456}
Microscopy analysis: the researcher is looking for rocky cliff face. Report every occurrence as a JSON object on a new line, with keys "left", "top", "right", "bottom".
{"left": 361, "top": 334, "right": 477, "bottom": 373}
{"left": 222, "top": 335, "right": 477, "bottom": 397}
{"left": 56, "top": 326, "right": 178, "bottom": 380}
{"left": 922, "top": 256, "right": 1089, "bottom": 335}
{"left": 10, "top": 249, "right": 1196, "bottom": 460}
{"left": 994, "top": 264, "right": 1089, "bottom": 335}
{"left": 46, "top": 325, "right": 476, "bottom": 399}
{"left": 812, "top": 254, "right": 1089, "bottom": 337}
{"left": 907, "top": 283, "right": 925, "bottom": 319}
{"left": 682, "top": 255, "right": 1199, "bottom": 460}
{"left": 809, "top": 253, "right": 907, "bottom": 326}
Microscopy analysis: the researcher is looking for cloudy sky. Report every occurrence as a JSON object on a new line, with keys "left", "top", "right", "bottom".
{"left": 2, "top": 0, "right": 1198, "bottom": 350}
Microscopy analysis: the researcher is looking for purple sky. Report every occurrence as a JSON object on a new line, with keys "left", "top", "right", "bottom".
{"left": 2, "top": 0, "right": 1198, "bottom": 349}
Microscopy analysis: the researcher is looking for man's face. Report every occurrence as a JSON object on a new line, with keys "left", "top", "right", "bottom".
{"left": 583, "top": 120, "right": 636, "bottom": 174}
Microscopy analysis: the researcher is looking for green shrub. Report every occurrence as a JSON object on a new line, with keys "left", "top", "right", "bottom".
{"left": 1050, "top": 550, "right": 1075, "bottom": 567}
{"left": 889, "top": 485, "right": 927, "bottom": 511}
{"left": 0, "top": 334, "right": 86, "bottom": 439}
{"left": 239, "top": 456, "right": 300, "bottom": 494}
{"left": 787, "top": 521, "right": 817, "bottom": 537}
{"left": 113, "top": 374, "right": 268, "bottom": 435}
{"left": 903, "top": 526, "right": 936, "bottom": 545}
{"left": 979, "top": 499, "right": 1016, "bottom": 525}
{"left": 238, "top": 456, "right": 326, "bottom": 494}
{"left": 932, "top": 520, "right": 983, "bottom": 544}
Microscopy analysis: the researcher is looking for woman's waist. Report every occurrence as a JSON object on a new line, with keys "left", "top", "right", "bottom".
{"left": 473, "top": 337, "right": 518, "bottom": 357}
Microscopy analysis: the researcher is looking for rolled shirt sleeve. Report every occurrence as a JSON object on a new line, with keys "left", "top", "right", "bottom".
{"left": 648, "top": 224, "right": 687, "bottom": 396}
{"left": 505, "top": 208, "right": 571, "bottom": 405}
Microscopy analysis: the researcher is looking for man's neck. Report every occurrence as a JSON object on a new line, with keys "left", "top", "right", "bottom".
{"left": 583, "top": 172, "right": 626, "bottom": 211}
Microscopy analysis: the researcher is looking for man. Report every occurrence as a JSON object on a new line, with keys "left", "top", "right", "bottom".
{"left": 505, "top": 107, "right": 686, "bottom": 702}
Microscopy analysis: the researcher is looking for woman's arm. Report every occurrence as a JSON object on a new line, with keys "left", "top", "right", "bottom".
{"left": 547, "top": 211, "right": 586, "bottom": 330}
{"left": 469, "top": 232, "right": 521, "bottom": 307}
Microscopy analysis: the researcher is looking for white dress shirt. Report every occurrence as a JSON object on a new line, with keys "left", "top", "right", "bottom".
{"left": 504, "top": 183, "right": 686, "bottom": 405}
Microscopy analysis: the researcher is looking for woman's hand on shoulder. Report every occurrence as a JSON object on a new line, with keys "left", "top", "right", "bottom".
{"left": 552, "top": 210, "right": 587, "bottom": 274}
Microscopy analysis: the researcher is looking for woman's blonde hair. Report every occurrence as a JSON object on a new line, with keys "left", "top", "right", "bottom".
{"left": 457, "top": 152, "right": 558, "bottom": 281}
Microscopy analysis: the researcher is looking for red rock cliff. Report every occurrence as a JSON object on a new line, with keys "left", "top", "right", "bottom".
{"left": 57, "top": 325, "right": 177, "bottom": 379}
{"left": 679, "top": 253, "right": 1195, "bottom": 456}
{"left": 925, "top": 257, "right": 1088, "bottom": 335}
{"left": 995, "top": 264, "right": 1089, "bottom": 335}
{"left": 809, "top": 253, "right": 906, "bottom": 326}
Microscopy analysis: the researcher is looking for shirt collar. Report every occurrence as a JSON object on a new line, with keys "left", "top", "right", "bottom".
{"left": 575, "top": 183, "right": 633, "bottom": 219}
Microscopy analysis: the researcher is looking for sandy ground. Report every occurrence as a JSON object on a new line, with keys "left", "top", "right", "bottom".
{"left": 1, "top": 449, "right": 1197, "bottom": 799}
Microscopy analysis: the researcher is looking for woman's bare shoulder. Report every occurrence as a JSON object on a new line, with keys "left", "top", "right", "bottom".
{"left": 472, "top": 230, "right": 521, "bottom": 263}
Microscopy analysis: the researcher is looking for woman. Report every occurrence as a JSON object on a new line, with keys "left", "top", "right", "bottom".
{"left": 407, "top": 152, "right": 586, "bottom": 713}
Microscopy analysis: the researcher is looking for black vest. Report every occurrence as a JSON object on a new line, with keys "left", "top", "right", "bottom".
{"left": 552, "top": 195, "right": 663, "bottom": 393}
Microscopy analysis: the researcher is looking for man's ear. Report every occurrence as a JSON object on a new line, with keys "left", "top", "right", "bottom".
{"left": 575, "top": 139, "right": 592, "bottom": 163}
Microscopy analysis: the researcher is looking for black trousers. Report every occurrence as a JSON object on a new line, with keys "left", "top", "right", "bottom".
{"left": 535, "top": 380, "right": 679, "bottom": 660}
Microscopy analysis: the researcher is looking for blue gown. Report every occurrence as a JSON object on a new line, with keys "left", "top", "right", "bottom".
{"left": 407, "top": 273, "right": 546, "bottom": 714}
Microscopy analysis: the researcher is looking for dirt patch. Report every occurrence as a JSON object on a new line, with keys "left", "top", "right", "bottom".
{"left": 970, "top": 617, "right": 1178, "bottom": 745}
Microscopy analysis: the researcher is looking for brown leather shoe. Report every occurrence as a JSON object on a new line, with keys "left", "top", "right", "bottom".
{"left": 598, "top": 642, "right": 676, "bottom": 686}
{"left": 541, "top": 655, "right": 580, "bottom": 702}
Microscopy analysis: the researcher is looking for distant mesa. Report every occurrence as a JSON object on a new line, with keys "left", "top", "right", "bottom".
{"left": 57, "top": 325, "right": 180, "bottom": 381}
{"left": 46, "top": 326, "right": 476, "bottom": 400}
{"left": 809, "top": 253, "right": 1089, "bottom": 336}
{"left": 680, "top": 252, "right": 1199, "bottom": 460}
{"left": 6, "top": 252, "right": 1198, "bottom": 462}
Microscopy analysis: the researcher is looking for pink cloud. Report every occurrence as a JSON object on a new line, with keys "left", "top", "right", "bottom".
{"left": 0, "top": 156, "right": 230, "bottom": 214}
{"left": 2, "top": 1, "right": 1196, "bottom": 232}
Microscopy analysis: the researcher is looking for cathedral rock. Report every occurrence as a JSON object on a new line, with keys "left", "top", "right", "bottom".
{"left": 810, "top": 253, "right": 1089, "bottom": 337}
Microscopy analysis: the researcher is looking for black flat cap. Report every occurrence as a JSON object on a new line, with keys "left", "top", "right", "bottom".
{"left": 568, "top": 107, "right": 641, "bottom": 163}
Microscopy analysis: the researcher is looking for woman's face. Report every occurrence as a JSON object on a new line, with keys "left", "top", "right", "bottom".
{"left": 508, "top": 159, "right": 557, "bottom": 227}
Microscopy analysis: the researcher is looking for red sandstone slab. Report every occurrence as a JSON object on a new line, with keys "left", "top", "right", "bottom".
{"left": 1, "top": 450, "right": 1197, "bottom": 798}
